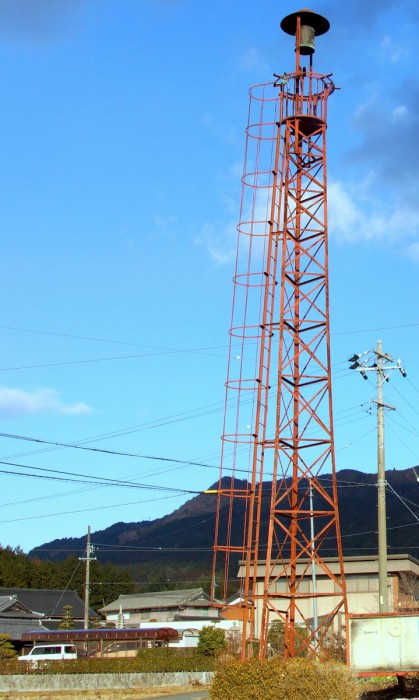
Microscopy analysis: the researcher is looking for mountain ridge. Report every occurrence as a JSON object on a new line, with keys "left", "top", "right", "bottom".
{"left": 29, "top": 468, "right": 419, "bottom": 581}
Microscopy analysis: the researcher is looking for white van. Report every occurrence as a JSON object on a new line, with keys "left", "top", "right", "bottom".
{"left": 18, "top": 644, "right": 77, "bottom": 662}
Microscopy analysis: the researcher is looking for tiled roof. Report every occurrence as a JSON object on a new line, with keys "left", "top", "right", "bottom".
{"left": 0, "top": 611, "right": 43, "bottom": 620}
{"left": 174, "top": 614, "right": 221, "bottom": 621}
{"left": 0, "top": 595, "right": 41, "bottom": 616}
{"left": 0, "top": 596, "right": 18, "bottom": 613}
{"left": 0, "top": 618, "right": 49, "bottom": 641}
{"left": 101, "top": 587, "right": 215, "bottom": 613}
{"left": 0, "top": 588, "right": 97, "bottom": 619}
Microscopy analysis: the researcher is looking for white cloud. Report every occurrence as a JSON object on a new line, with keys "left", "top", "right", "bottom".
{"left": 195, "top": 219, "right": 237, "bottom": 266}
{"left": 392, "top": 105, "right": 408, "bottom": 119}
{"left": 407, "top": 243, "right": 419, "bottom": 262}
{"left": 328, "top": 178, "right": 419, "bottom": 249}
{"left": 150, "top": 0, "right": 184, "bottom": 5}
{"left": 59, "top": 401, "right": 92, "bottom": 416}
{"left": 153, "top": 214, "right": 177, "bottom": 229}
{"left": 377, "top": 35, "right": 405, "bottom": 63}
{"left": 348, "top": 83, "right": 419, "bottom": 188}
{"left": 202, "top": 113, "right": 239, "bottom": 145}
{"left": 0, "top": 387, "right": 93, "bottom": 419}
{"left": 0, "top": 0, "right": 88, "bottom": 43}
{"left": 199, "top": 171, "right": 419, "bottom": 264}
{"left": 235, "top": 47, "right": 268, "bottom": 75}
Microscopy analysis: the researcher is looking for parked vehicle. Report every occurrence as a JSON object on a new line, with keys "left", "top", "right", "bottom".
{"left": 18, "top": 644, "right": 77, "bottom": 662}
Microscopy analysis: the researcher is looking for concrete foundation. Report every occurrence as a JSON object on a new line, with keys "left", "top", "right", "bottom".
{"left": 0, "top": 671, "right": 214, "bottom": 692}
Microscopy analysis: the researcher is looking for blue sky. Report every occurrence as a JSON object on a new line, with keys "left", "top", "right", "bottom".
{"left": 1, "top": 0, "right": 419, "bottom": 554}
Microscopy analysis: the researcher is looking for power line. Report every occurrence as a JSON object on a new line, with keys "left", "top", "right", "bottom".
{"left": 386, "top": 482, "right": 419, "bottom": 525}
{"left": 3, "top": 319, "right": 419, "bottom": 346}
{"left": 334, "top": 321, "right": 419, "bottom": 336}
{"left": 0, "top": 398, "right": 371, "bottom": 465}
{"left": 0, "top": 345, "right": 227, "bottom": 372}
{"left": 0, "top": 324, "right": 222, "bottom": 351}
{"left": 0, "top": 431, "right": 220, "bottom": 469}
{"left": 0, "top": 493, "right": 184, "bottom": 525}
{"left": 0, "top": 399, "right": 228, "bottom": 462}
{"left": 0, "top": 459, "right": 200, "bottom": 494}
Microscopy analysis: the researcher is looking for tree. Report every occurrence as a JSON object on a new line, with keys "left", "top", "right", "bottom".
{"left": 323, "top": 632, "right": 346, "bottom": 662}
{"left": 58, "top": 604, "right": 75, "bottom": 630}
{"left": 197, "top": 625, "right": 227, "bottom": 656}
{"left": 0, "top": 634, "right": 17, "bottom": 658}
{"left": 89, "top": 560, "right": 135, "bottom": 609}
{"left": 0, "top": 546, "right": 135, "bottom": 611}
{"left": 267, "top": 619, "right": 285, "bottom": 655}
{"left": 399, "top": 572, "right": 419, "bottom": 610}
{"left": 267, "top": 619, "right": 308, "bottom": 657}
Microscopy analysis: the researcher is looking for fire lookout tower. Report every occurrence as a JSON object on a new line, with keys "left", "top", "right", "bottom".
{"left": 211, "top": 9, "right": 347, "bottom": 659}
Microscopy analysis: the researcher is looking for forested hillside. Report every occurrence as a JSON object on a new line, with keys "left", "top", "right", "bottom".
{"left": 0, "top": 546, "right": 134, "bottom": 609}
{"left": 28, "top": 467, "right": 419, "bottom": 594}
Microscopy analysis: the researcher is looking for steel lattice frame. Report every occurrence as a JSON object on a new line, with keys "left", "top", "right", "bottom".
{"left": 211, "top": 10, "right": 347, "bottom": 660}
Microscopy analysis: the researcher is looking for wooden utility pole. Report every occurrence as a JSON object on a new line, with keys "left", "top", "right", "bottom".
{"left": 349, "top": 341, "right": 406, "bottom": 612}
{"left": 79, "top": 526, "right": 96, "bottom": 629}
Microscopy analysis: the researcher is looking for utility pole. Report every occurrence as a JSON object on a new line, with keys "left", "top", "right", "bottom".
{"left": 309, "top": 482, "right": 319, "bottom": 649}
{"left": 349, "top": 341, "right": 406, "bottom": 612}
{"left": 79, "top": 526, "right": 96, "bottom": 629}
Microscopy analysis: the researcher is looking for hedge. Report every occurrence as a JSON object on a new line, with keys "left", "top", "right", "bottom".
{"left": 210, "top": 656, "right": 359, "bottom": 700}
{"left": 0, "top": 648, "right": 216, "bottom": 675}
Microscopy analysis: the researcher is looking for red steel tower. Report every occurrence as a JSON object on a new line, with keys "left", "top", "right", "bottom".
{"left": 211, "top": 9, "right": 347, "bottom": 658}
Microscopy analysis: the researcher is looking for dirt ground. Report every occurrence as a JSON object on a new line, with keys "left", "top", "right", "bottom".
{"left": 359, "top": 676, "right": 419, "bottom": 700}
{"left": 2, "top": 677, "right": 419, "bottom": 700}
{"left": 0, "top": 687, "right": 206, "bottom": 700}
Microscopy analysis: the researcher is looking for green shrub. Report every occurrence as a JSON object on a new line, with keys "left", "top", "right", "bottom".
{"left": 267, "top": 619, "right": 285, "bottom": 654}
{"left": 0, "top": 635, "right": 16, "bottom": 659}
{"left": 210, "top": 656, "right": 359, "bottom": 700}
{"left": 197, "top": 626, "right": 227, "bottom": 657}
{"left": 267, "top": 619, "right": 311, "bottom": 657}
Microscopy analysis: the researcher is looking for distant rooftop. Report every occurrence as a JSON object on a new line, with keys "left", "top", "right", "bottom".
{"left": 101, "top": 587, "right": 216, "bottom": 613}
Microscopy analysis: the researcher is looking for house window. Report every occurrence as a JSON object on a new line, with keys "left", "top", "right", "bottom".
{"left": 344, "top": 574, "right": 378, "bottom": 593}
{"left": 274, "top": 579, "right": 310, "bottom": 593}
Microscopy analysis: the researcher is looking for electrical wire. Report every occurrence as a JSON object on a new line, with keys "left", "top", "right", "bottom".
{"left": 386, "top": 482, "right": 419, "bottom": 524}
{"left": 3, "top": 319, "right": 419, "bottom": 348}
{"left": 386, "top": 420, "right": 419, "bottom": 464}
{"left": 0, "top": 432, "right": 220, "bottom": 469}
{"left": 0, "top": 323, "right": 228, "bottom": 353}
{"left": 0, "top": 398, "right": 228, "bottom": 462}
{"left": 0, "top": 344, "right": 227, "bottom": 372}
{"left": 387, "top": 380, "right": 419, "bottom": 420}
{"left": 0, "top": 398, "right": 371, "bottom": 467}
{"left": 50, "top": 559, "right": 82, "bottom": 617}
{"left": 0, "top": 493, "right": 185, "bottom": 526}
{"left": 333, "top": 321, "right": 419, "bottom": 336}
{"left": 0, "top": 459, "right": 200, "bottom": 494}
{"left": 20, "top": 478, "right": 415, "bottom": 550}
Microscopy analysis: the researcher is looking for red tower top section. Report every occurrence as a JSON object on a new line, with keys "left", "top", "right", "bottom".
{"left": 281, "top": 8, "right": 330, "bottom": 64}
{"left": 275, "top": 8, "right": 334, "bottom": 132}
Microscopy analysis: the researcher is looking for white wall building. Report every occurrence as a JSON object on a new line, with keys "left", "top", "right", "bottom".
{"left": 237, "top": 554, "right": 419, "bottom": 637}
{"left": 100, "top": 587, "right": 243, "bottom": 648}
